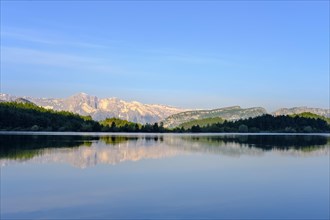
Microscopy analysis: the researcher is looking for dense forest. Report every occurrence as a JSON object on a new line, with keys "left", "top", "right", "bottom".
{"left": 100, "top": 117, "right": 166, "bottom": 132}
{"left": 0, "top": 102, "right": 101, "bottom": 131}
{"left": 0, "top": 102, "right": 329, "bottom": 133}
{"left": 182, "top": 114, "right": 330, "bottom": 133}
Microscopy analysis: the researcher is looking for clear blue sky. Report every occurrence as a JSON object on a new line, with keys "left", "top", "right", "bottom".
{"left": 1, "top": 1, "right": 329, "bottom": 111}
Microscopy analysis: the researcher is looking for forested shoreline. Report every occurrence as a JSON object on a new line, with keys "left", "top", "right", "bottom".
{"left": 1, "top": 102, "right": 329, "bottom": 133}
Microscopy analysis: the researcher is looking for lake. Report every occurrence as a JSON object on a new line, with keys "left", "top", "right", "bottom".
{"left": 0, "top": 132, "right": 329, "bottom": 219}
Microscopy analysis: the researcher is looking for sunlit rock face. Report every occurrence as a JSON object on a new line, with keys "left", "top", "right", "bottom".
{"left": 1, "top": 135, "right": 329, "bottom": 169}
{"left": 0, "top": 93, "right": 186, "bottom": 124}
{"left": 162, "top": 106, "right": 267, "bottom": 128}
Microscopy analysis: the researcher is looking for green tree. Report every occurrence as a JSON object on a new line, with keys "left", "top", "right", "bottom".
{"left": 191, "top": 125, "right": 201, "bottom": 132}
{"left": 238, "top": 124, "right": 248, "bottom": 133}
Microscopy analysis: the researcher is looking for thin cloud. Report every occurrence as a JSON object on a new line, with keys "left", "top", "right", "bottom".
{"left": 1, "top": 47, "right": 117, "bottom": 74}
{"left": 1, "top": 28, "right": 108, "bottom": 49}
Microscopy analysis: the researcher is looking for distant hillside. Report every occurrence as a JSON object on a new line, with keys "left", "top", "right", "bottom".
{"left": 162, "top": 106, "right": 267, "bottom": 128}
{"left": 178, "top": 117, "right": 224, "bottom": 129}
{"left": 292, "top": 112, "right": 330, "bottom": 124}
{"left": 273, "top": 107, "right": 330, "bottom": 118}
{"left": 0, "top": 102, "right": 101, "bottom": 131}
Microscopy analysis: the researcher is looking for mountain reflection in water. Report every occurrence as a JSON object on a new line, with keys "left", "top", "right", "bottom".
{"left": 0, "top": 134, "right": 329, "bottom": 168}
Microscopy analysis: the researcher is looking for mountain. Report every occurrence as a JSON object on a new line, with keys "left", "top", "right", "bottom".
{"left": 273, "top": 107, "right": 330, "bottom": 118}
{"left": 2, "top": 93, "right": 329, "bottom": 126}
{"left": 162, "top": 106, "right": 267, "bottom": 128}
{"left": 0, "top": 93, "right": 185, "bottom": 124}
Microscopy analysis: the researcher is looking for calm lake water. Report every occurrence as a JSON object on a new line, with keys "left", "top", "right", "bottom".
{"left": 0, "top": 132, "right": 329, "bottom": 219}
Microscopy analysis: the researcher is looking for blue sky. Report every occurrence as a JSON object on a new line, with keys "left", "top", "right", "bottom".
{"left": 1, "top": 1, "right": 329, "bottom": 111}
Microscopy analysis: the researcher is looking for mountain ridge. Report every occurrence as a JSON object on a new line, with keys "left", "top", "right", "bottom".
{"left": 162, "top": 106, "right": 268, "bottom": 128}
{"left": 1, "top": 93, "right": 329, "bottom": 125}
{"left": 0, "top": 93, "right": 186, "bottom": 124}
{"left": 272, "top": 107, "right": 330, "bottom": 118}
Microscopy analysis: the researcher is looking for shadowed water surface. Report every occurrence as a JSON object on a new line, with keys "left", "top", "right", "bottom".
{"left": 0, "top": 133, "right": 329, "bottom": 219}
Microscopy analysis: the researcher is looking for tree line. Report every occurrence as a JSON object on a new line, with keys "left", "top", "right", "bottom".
{"left": 182, "top": 114, "right": 329, "bottom": 133}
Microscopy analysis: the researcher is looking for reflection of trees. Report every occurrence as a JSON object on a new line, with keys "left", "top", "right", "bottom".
{"left": 100, "top": 136, "right": 135, "bottom": 145}
{"left": 165, "top": 135, "right": 330, "bottom": 158}
{"left": 164, "top": 138, "right": 263, "bottom": 157}
{"left": 0, "top": 134, "right": 329, "bottom": 168}
{"left": 0, "top": 135, "right": 166, "bottom": 161}
{"left": 99, "top": 135, "right": 164, "bottom": 145}
{"left": 0, "top": 135, "right": 98, "bottom": 160}
{"left": 180, "top": 135, "right": 329, "bottom": 151}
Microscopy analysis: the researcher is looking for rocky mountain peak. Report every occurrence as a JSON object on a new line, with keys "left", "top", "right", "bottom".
{"left": 0, "top": 93, "right": 185, "bottom": 124}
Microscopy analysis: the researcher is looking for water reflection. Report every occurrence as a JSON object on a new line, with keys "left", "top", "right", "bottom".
{"left": 188, "top": 135, "right": 329, "bottom": 149}
{"left": 177, "top": 135, "right": 330, "bottom": 156}
{"left": 0, "top": 134, "right": 329, "bottom": 168}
